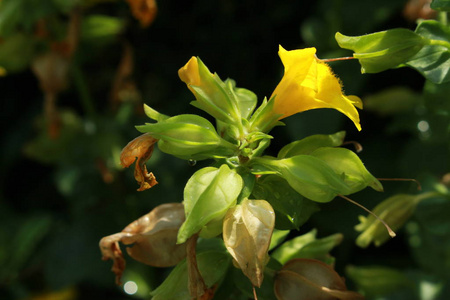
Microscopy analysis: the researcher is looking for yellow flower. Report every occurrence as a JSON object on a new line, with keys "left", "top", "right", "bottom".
{"left": 271, "top": 46, "right": 363, "bottom": 131}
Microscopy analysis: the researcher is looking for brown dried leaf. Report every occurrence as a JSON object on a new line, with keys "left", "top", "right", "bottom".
{"left": 99, "top": 203, "right": 186, "bottom": 285}
{"left": 126, "top": 0, "right": 158, "bottom": 28}
{"left": 120, "top": 133, "right": 158, "bottom": 191}
{"left": 274, "top": 259, "right": 364, "bottom": 300}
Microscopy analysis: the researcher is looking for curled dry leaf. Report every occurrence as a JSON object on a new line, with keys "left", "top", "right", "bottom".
{"left": 274, "top": 258, "right": 364, "bottom": 300}
{"left": 99, "top": 203, "right": 186, "bottom": 285}
{"left": 120, "top": 133, "right": 158, "bottom": 191}
{"left": 126, "top": 0, "right": 158, "bottom": 28}
{"left": 223, "top": 199, "right": 275, "bottom": 287}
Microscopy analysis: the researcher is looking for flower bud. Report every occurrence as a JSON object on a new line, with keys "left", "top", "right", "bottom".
{"left": 178, "top": 57, "right": 241, "bottom": 125}
{"left": 223, "top": 199, "right": 275, "bottom": 287}
{"left": 99, "top": 203, "right": 186, "bottom": 285}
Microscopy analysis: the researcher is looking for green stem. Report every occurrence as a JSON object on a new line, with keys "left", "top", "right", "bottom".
{"left": 71, "top": 63, "right": 96, "bottom": 118}
{"left": 413, "top": 191, "right": 441, "bottom": 204}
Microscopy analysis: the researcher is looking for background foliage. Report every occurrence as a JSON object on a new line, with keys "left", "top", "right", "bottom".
{"left": 1, "top": 0, "right": 449, "bottom": 299}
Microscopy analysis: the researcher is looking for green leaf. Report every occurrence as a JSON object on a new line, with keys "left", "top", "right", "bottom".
{"left": 271, "top": 229, "right": 343, "bottom": 265}
{"left": 310, "top": 147, "right": 383, "bottom": 193}
{"left": 278, "top": 131, "right": 346, "bottom": 158}
{"left": 81, "top": 15, "right": 125, "bottom": 41}
{"left": 150, "top": 250, "right": 231, "bottom": 300}
{"left": 431, "top": 0, "right": 450, "bottom": 11}
{"left": 0, "top": 33, "right": 36, "bottom": 73}
{"left": 136, "top": 114, "right": 235, "bottom": 160}
{"left": 346, "top": 265, "right": 414, "bottom": 298}
{"left": 363, "top": 86, "right": 421, "bottom": 115}
{"left": 177, "top": 165, "right": 243, "bottom": 243}
{"left": 336, "top": 29, "right": 425, "bottom": 73}
{"left": 252, "top": 175, "right": 320, "bottom": 230}
{"left": 143, "top": 104, "right": 169, "bottom": 122}
{"left": 404, "top": 20, "right": 450, "bottom": 84}
{"left": 252, "top": 156, "right": 352, "bottom": 203}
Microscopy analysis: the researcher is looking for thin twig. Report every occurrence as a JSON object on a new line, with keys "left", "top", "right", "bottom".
{"left": 339, "top": 195, "right": 396, "bottom": 238}
{"left": 377, "top": 178, "right": 422, "bottom": 191}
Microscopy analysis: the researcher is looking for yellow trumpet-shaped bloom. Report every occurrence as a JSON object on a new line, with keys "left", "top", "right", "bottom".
{"left": 271, "top": 46, "right": 363, "bottom": 131}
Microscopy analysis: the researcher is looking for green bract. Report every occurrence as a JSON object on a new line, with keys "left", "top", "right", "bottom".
{"left": 336, "top": 29, "right": 426, "bottom": 73}
{"left": 136, "top": 114, "right": 236, "bottom": 160}
{"left": 430, "top": 0, "right": 450, "bottom": 11}
{"left": 177, "top": 165, "right": 243, "bottom": 243}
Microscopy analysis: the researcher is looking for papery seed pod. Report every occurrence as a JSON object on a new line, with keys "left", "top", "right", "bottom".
{"left": 99, "top": 203, "right": 186, "bottom": 285}
{"left": 223, "top": 199, "right": 275, "bottom": 287}
{"left": 274, "top": 258, "right": 364, "bottom": 300}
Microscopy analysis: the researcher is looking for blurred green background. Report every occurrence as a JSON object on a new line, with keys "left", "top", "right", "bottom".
{"left": 1, "top": 0, "right": 449, "bottom": 299}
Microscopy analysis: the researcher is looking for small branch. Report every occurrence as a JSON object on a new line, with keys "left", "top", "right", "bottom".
{"left": 377, "top": 178, "right": 421, "bottom": 191}
{"left": 342, "top": 141, "right": 363, "bottom": 153}
{"left": 339, "top": 195, "right": 396, "bottom": 238}
{"left": 320, "top": 56, "right": 355, "bottom": 63}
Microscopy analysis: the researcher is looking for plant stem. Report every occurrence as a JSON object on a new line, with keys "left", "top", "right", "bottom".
{"left": 71, "top": 63, "right": 96, "bottom": 118}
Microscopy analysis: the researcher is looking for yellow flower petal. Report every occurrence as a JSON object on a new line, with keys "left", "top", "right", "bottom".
{"left": 271, "top": 46, "right": 362, "bottom": 131}
{"left": 178, "top": 56, "right": 201, "bottom": 89}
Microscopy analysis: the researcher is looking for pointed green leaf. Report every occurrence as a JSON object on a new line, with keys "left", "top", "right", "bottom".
{"left": 252, "top": 175, "right": 320, "bottom": 230}
{"left": 272, "top": 229, "right": 343, "bottom": 265}
{"left": 252, "top": 156, "right": 352, "bottom": 203}
{"left": 310, "top": 147, "right": 383, "bottom": 193}
{"left": 278, "top": 131, "right": 346, "bottom": 158}
{"left": 336, "top": 29, "right": 425, "bottom": 73}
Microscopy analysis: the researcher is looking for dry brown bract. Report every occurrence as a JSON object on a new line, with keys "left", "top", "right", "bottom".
{"left": 274, "top": 258, "right": 364, "bottom": 300}
{"left": 126, "top": 0, "right": 158, "bottom": 27}
{"left": 99, "top": 203, "right": 186, "bottom": 285}
{"left": 120, "top": 133, "right": 158, "bottom": 191}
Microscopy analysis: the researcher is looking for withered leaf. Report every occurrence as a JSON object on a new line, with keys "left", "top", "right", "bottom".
{"left": 274, "top": 258, "right": 364, "bottom": 300}
{"left": 120, "top": 133, "right": 158, "bottom": 191}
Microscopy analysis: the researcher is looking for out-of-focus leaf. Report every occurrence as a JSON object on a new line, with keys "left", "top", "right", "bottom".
{"left": 0, "top": 214, "right": 52, "bottom": 282}
{"left": 80, "top": 15, "right": 125, "bottom": 43}
{"left": 364, "top": 86, "right": 421, "bottom": 115}
{"left": 346, "top": 265, "right": 414, "bottom": 298}
{"left": 431, "top": 0, "right": 450, "bottom": 11}
{"left": 252, "top": 175, "right": 320, "bottom": 230}
{"left": 271, "top": 229, "right": 343, "bottom": 265}
{"left": 0, "top": 33, "right": 36, "bottom": 73}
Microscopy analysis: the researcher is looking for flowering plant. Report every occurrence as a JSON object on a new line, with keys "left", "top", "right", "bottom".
{"left": 100, "top": 46, "right": 387, "bottom": 299}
